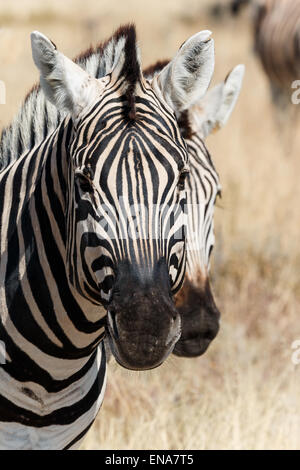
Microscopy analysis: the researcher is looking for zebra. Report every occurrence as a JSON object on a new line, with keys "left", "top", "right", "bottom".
{"left": 0, "top": 24, "right": 216, "bottom": 449}
{"left": 3, "top": 33, "right": 244, "bottom": 363}
{"left": 231, "top": 0, "right": 300, "bottom": 109}
{"left": 144, "top": 62, "right": 245, "bottom": 357}
{"left": 173, "top": 65, "right": 245, "bottom": 356}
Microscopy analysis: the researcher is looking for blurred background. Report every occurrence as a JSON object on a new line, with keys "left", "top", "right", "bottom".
{"left": 1, "top": 0, "right": 300, "bottom": 450}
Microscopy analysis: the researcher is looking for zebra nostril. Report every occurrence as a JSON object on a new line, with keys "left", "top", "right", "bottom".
{"left": 108, "top": 309, "right": 119, "bottom": 340}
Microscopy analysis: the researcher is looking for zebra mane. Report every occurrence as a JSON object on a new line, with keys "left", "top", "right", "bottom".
{"left": 115, "top": 24, "right": 140, "bottom": 120}
{"left": 143, "top": 59, "right": 170, "bottom": 79}
{"left": 0, "top": 23, "right": 141, "bottom": 171}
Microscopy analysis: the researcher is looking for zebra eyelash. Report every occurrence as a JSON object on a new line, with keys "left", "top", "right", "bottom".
{"left": 214, "top": 189, "right": 224, "bottom": 210}
{"left": 208, "top": 244, "right": 214, "bottom": 260}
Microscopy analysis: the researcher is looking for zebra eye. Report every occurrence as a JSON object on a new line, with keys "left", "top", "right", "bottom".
{"left": 178, "top": 169, "right": 189, "bottom": 190}
{"left": 76, "top": 174, "right": 93, "bottom": 193}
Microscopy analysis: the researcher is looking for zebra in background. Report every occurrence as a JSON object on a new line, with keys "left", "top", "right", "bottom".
{"left": 231, "top": 0, "right": 300, "bottom": 109}
{"left": 173, "top": 65, "right": 244, "bottom": 356}
{"left": 145, "top": 62, "right": 245, "bottom": 357}
{"left": 0, "top": 24, "right": 216, "bottom": 449}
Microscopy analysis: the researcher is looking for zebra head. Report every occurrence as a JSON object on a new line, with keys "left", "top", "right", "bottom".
{"left": 173, "top": 65, "right": 245, "bottom": 357}
{"left": 31, "top": 26, "right": 215, "bottom": 370}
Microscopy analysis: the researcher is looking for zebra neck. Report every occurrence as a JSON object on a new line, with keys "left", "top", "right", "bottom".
{"left": 0, "top": 118, "right": 106, "bottom": 364}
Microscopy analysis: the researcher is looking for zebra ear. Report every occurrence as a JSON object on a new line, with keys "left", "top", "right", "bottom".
{"left": 189, "top": 64, "right": 245, "bottom": 139}
{"left": 153, "top": 31, "right": 215, "bottom": 114}
{"left": 31, "top": 31, "right": 102, "bottom": 119}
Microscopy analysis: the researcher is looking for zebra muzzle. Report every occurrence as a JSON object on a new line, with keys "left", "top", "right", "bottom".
{"left": 173, "top": 277, "right": 220, "bottom": 357}
{"left": 106, "top": 293, "right": 181, "bottom": 371}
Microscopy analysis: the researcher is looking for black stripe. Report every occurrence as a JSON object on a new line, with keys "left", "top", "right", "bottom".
{"left": 0, "top": 346, "right": 105, "bottom": 425}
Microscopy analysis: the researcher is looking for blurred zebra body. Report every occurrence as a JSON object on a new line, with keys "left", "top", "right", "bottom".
{"left": 232, "top": 0, "right": 300, "bottom": 108}
{"left": 0, "top": 25, "right": 217, "bottom": 448}
{"left": 254, "top": 0, "right": 300, "bottom": 108}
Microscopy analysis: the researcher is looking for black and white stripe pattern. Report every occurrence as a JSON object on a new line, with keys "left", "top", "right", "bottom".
{"left": 184, "top": 135, "right": 220, "bottom": 280}
{"left": 171, "top": 65, "right": 244, "bottom": 358}
{"left": 0, "top": 25, "right": 216, "bottom": 448}
{"left": 146, "top": 60, "right": 244, "bottom": 288}
{"left": 0, "top": 115, "right": 107, "bottom": 449}
{"left": 183, "top": 64, "right": 244, "bottom": 280}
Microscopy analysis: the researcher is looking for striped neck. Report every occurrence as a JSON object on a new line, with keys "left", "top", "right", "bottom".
{"left": 0, "top": 117, "right": 107, "bottom": 362}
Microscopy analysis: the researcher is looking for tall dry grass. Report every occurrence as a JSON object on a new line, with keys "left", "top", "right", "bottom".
{"left": 1, "top": 0, "right": 300, "bottom": 450}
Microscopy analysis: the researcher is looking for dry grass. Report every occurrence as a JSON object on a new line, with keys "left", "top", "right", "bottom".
{"left": 1, "top": 0, "right": 300, "bottom": 450}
